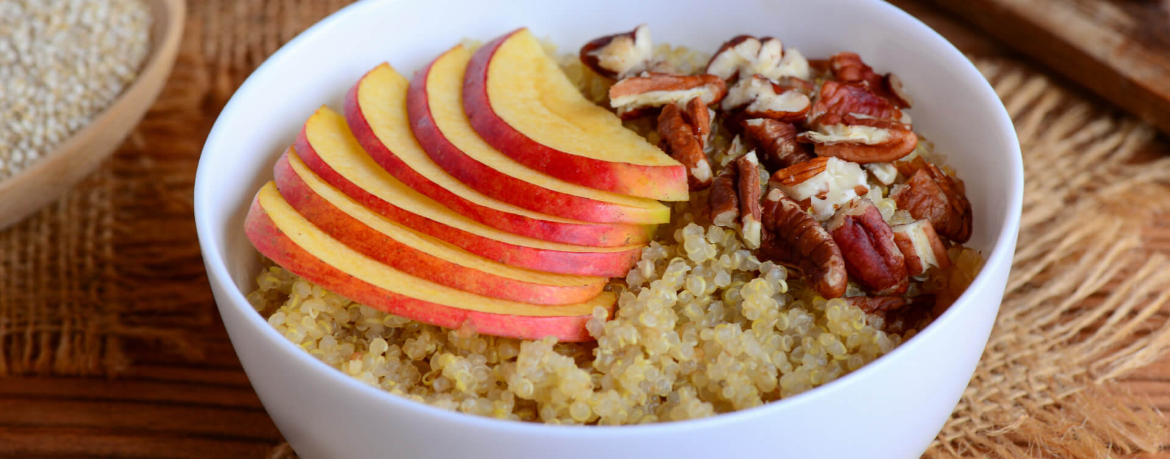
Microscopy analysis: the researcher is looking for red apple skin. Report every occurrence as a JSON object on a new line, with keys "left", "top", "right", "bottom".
{"left": 407, "top": 51, "right": 667, "bottom": 225}
{"left": 244, "top": 195, "right": 604, "bottom": 342}
{"left": 292, "top": 128, "right": 641, "bottom": 278}
{"left": 464, "top": 29, "right": 688, "bottom": 202}
{"left": 344, "top": 74, "right": 654, "bottom": 247}
{"left": 273, "top": 153, "right": 605, "bottom": 305}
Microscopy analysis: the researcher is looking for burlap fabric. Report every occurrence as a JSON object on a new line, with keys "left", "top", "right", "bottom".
{"left": 2, "top": 2, "right": 1168, "bottom": 457}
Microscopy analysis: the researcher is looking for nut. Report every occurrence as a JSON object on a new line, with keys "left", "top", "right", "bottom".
{"left": 658, "top": 103, "right": 713, "bottom": 190}
{"left": 864, "top": 162, "right": 898, "bottom": 186}
{"left": 846, "top": 296, "right": 908, "bottom": 314}
{"left": 683, "top": 97, "right": 713, "bottom": 150}
{"left": 740, "top": 118, "right": 814, "bottom": 171}
{"left": 800, "top": 113, "right": 918, "bottom": 164}
{"left": 708, "top": 164, "right": 739, "bottom": 227}
{"left": 736, "top": 152, "right": 763, "bottom": 249}
{"left": 890, "top": 163, "right": 972, "bottom": 243}
{"left": 769, "top": 156, "right": 869, "bottom": 221}
{"left": 808, "top": 80, "right": 905, "bottom": 126}
{"left": 760, "top": 188, "right": 847, "bottom": 299}
{"left": 829, "top": 52, "right": 913, "bottom": 108}
{"left": 826, "top": 199, "right": 908, "bottom": 295}
{"left": 579, "top": 24, "right": 654, "bottom": 79}
{"left": 706, "top": 35, "right": 811, "bottom": 83}
{"left": 610, "top": 73, "right": 727, "bottom": 119}
{"left": 891, "top": 219, "right": 951, "bottom": 276}
{"left": 876, "top": 295, "right": 936, "bottom": 334}
{"left": 721, "top": 75, "right": 811, "bottom": 121}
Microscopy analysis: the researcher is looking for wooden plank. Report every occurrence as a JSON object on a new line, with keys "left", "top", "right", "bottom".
{"left": 0, "top": 398, "right": 281, "bottom": 441}
{"left": 0, "top": 426, "right": 274, "bottom": 459}
{"left": 0, "top": 377, "right": 265, "bottom": 409}
{"left": 927, "top": 0, "right": 1170, "bottom": 135}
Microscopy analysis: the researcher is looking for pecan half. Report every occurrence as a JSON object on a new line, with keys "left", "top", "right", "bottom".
{"left": 736, "top": 152, "right": 763, "bottom": 249}
{"left": 610, "top": 73, "right": 727, "bottom": 119}
{"left": 721, "top": 75, "right": 811, "bottom": 121}
{"left": 826, "top": 199, "right": 908, "bottom": 295}
{"left": 760, "top": 188, "right": 847, "bottom": 299}
{"left": 741, "top": 118, "right": 814, "bottom": 171}
{"left": 890, "top": 164, "right": 972, "bottom": 243}
{"left": 829, "top": 52, "right": 913, "bottom": 108}
{"left": 808, "top": 81, "right": 905, "bottom": 126}
{"left": 800, "top": 113, "right": 917, "bottom": 164}
{"left": 846, "top": 296, "right": 908, "bottom": 314}
{"left": 683, "top": 97, "right": 713, "bottom": 149}
{"left": 769, "top": 156, "right": 869, "bottom": 221}
{"left": 709, "top": 165, "right": 739, "bottom": 227}
{"left": 706, "top": 35, "right": 810, "bottom": 83}
{"left": 891, "top": 219, "right": 951, "bottom": 276}
{"left": 658, "top": 103, "right": 713, "bottom": 190}
{"left": 579, "top": 24, "right": 653, "bottom": 79}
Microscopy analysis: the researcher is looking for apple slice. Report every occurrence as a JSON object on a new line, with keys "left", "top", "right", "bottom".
{"left": 347, "top": 63, "right": 652, "bottom": 247}
{"left": 274, "top": 151, "right": 605, "bottom": 305}
{"left": 465, "top": 29, "right": 688, "bottom": 201}
{"left": 293, "top": 107, "right": 641, "bottom": 277}
{"left": 246, "top": 182, "right": 613, "bottom": 342}
{"left": 410, "top": 45, "right": 670, "bottom": 225}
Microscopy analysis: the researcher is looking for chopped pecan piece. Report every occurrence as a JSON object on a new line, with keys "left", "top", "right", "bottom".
{"left": 864, "top": 162, "right": 898, "bottom": 186}
{"left": 891, "top": 219, "right": 951, "bottom": 276}
{"left": 709, "top": 165, "right": 739, "bottom": 227}
{"left": 829, "top": 52, "right": 913, "bottom": 108}
{"left": 658, "top": 103, "right": 713, "bottom": 190}
{"left": 721, "top": 75, "right": 811, "bottom": 121}
{"left": 609, "top": 73, "right": 727, "bottom": 119}
{"left": 736, "top": 152, "right": 763, "bottom": 249}
{"left": 878, "top": 295, "right": 936, "bottom": 334}
{"left": 706, "top": 35, "right": 810, "bottom": 83}
{"left": 760, "top": 188, "right": 847, "bottom": 299}
{"left": 740, "top": 118, "right": 814, "bottom": 171}
{"left": 808, "top": 81, "right": 905, "bottom": 126}
{"left": 890, "top": 164, "right": 972, "bottom": 243}
{"left": 800, "top": 113, "right": 917, "bottom": 164}
{"left": 769, "top": 156, "right": 869, "bottom": 221}
{"left": 846, "top": 296, "right": 908, "bottom": 314}
{"left": 579, "top": 24, "right": 653, "bottom": 79}
{"left": 826, "top": 199, "right": 908, "bottom": 295}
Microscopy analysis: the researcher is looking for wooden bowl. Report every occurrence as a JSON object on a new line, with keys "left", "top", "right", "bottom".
{"left": 0, "top": 0, "right": 185, "bottom": 230}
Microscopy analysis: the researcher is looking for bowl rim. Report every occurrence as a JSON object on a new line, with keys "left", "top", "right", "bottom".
{"left": 194, "top": 0, "right": 1023, "bottom": 436}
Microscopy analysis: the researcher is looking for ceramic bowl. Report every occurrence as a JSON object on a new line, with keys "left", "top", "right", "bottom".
{"left": 195, "top": 1, "right": 1022, "bottom": 457}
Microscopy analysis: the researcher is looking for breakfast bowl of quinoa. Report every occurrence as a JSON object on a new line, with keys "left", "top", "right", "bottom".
{"left": 194, "top": 0, "right": 1023, "bottom": 457}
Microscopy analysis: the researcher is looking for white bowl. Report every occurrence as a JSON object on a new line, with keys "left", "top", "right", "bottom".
{"left": 194, "top": 0, "right": 1023, "bottom": 457}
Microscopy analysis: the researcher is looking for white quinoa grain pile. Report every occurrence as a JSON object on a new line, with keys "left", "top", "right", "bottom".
{"left": 248, "top": 41, "right": 984, "bottom": 425}
{"left": 0, "top": 0, "right": 152, "bottom": 179}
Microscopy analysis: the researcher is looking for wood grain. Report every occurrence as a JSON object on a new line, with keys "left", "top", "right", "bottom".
{"left": 0, "top": 0, "right": 185, "bottom": 231}
{"left": 927, "top": 0, "right": 1170, "bottom": 136}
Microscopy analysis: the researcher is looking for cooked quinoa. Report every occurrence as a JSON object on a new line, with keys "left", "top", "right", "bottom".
{"left": 247, "top": 37, "right": 983, "bottom": 425}
{"left": 0, "top": 0, "right": 152, "bottom": 179}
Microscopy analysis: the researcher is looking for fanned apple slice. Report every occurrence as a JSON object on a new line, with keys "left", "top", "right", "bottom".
{"left": 347, "top": 63, "right": 653, "bottom": 246}
{"left": 410, "top": 45, "right": 670, "bottom": 225}
{"left": 465, "top": 29, "right": 688, "bottom": 201}
{"left": 246, "top": 183, "right": 613, "bottom": 342}
{"left": 294, "top": 107, "right": 641, "bottom": 277}
{"left": 274, "top": 151, "right": 605, "bottom": 305}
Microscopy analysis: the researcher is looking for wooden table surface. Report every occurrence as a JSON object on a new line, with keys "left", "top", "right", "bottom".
{"left": 3, "top": 1, "right": 1170, "bottom": 458}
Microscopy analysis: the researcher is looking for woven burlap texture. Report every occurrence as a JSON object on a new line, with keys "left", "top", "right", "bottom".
{"left": 2, "top": 1, "right": 1169, "bottom": 457}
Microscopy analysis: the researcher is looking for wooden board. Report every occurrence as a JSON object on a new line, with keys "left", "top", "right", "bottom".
{"left": 927, "top": 0, "right": 1170, "bottom": 136}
